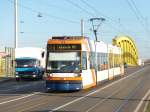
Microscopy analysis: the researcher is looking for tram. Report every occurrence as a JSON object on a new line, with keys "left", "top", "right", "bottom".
{"left": 45, "top": 36, "right": 124, "bottom": 91}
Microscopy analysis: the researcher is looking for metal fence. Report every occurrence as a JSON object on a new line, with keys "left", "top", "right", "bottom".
{"left": 0, "top": 47, "right": 15, "bottom": 77}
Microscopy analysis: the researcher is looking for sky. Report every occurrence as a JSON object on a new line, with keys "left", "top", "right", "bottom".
{"left": 0, "top": 0, "right": 150, "bottom": 59}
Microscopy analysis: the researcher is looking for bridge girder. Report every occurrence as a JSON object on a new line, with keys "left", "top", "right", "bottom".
{"left": 112, "top": 36, "right": 138, "bottom": 66}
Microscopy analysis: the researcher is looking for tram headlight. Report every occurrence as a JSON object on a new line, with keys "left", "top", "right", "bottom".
{"left": 73, "top": 73, "right": 81, "bottom": 77}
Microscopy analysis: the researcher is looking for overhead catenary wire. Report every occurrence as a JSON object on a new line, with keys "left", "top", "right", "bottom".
{"left": 66, "top": 0, "right": 126, "bottom": 35}
{"left": 126, "top": 0, "right": 145, "bottom": 27}
{"left": 80, "top": 1, "right": 127, "bottom": 27}
{"left": 80, "top": 0, "right": 118, "bottom": 23}
{"left": 11, "top": 0, "right": 127, "bottom": 36}
{"left": 125, "top": 0, "right": 150, "bottom": 37}
{"left": 42, "top": 0, "right": 81, "bottom": 15}
{"left": 79, "top": 0, "right": 127, "bottom": 34}
{"left": 66, "top": 0, "right": 95, "bottom": 16}
{"left": 8, "top": 0, "right": 79, "bottom": 24}
{"left": 40, "top": 0, "right": 82, "bottom": 21}
{"left": 130, "top": 0, "right": 145, "bottom": 21}
{"left": 130, "top": 0, "right": 150, "bottom": 33}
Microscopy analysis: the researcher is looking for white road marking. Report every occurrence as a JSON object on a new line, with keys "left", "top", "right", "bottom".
{"left": 134, "top": 89, "right": 150, "bottom": 112}
{"left": 143, "top": 95, "right": 150, "bottom": 112}
{"left": 86, "top": 86, "right": 123, "bottom": 112}
{"left": 0, "top": 95, "right": 22, "bottom": 103}
{"left": 50, "top": 67, "right": 147, "bottom": 112}
{"left": 0, "top": 92, "right": 39, "bottom": 105}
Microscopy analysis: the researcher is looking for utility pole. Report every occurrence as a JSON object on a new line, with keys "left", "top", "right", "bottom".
{"left": 14, "top": 0, "right": 18, "bottom": 48}
{"left": 90, "top": 17, "right": 105, "bottom": 85}
{"left": 81, "top": 19, "right": 84, "bottom": 37}
{"left": 13, "top": 0, "right": 18, "bottom": 77}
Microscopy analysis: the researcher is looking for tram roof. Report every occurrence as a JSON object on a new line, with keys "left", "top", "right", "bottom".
{"left": 47, "top": 36, "right": 88, "bottom": 44}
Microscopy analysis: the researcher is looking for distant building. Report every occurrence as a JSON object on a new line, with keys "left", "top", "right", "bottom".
{"left": 0, "top": 51, "right": 7, "bottom": 58}
{"left": 0, "top": 51, "right": 6, "bottom": 76}
{"left": 0, "top": 47, "right": 14, "bottom": 77}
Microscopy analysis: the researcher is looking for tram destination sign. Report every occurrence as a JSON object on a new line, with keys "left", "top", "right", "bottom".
{"left": 47, "top": 44, "right": 81, "bottom": 51}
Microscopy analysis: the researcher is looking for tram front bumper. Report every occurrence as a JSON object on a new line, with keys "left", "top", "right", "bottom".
{"left": 46, "top": 80, "right": 82, "bottom": 91}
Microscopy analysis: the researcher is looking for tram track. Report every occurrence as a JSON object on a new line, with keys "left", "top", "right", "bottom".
{"left": 49, "top": 66, "right": 148, "bottom": 112}
{"left": 112, "top": 73, "right": 148, "bottom": 112}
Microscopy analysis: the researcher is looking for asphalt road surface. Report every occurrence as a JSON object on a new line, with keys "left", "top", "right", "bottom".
{"left": 0, "top": 65, "right": 149, "bottom": 112}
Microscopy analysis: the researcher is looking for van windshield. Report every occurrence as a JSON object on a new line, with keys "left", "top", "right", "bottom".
{"left": 15, "top": 59, "right": 37, "bottom": 68}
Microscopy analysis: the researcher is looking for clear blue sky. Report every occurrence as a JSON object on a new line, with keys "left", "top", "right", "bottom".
{"left": 0, "top": 0, "right": 150, "bottom": 59}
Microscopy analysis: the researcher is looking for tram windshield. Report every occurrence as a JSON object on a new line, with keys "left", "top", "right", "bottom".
{"left": 47, "top": 52, "right": 81, "bottom": 73}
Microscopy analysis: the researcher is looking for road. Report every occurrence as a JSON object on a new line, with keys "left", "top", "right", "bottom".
{"left": 0, "top": 65, "right": 149, "bottom": 112}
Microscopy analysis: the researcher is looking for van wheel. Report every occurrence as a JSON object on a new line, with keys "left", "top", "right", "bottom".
{"left": 16, "top": 78, "right": 20, "bottom": 81}
{"left": 39, "top": 75, "right": 43, "bottom": 80}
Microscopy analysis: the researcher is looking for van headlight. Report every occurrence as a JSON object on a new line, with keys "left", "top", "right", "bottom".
{"left": 47, "top": 73, "right": 53, "bottom": 77}
{"left": 33, "top": 75, "right": 36, "bottom": 77}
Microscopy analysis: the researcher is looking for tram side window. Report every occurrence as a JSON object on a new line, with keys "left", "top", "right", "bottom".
{"left": 102, "top": 53, "right": 105, "bottom": 70}
{"left": 109, "top": 53, "right": 114, "bottom": 68}
{"left": 82, "top": 52, "right": 87, "bottom": 70}
{"left": 117, "top": 54, "right": 121, "bottom": 67}
{"left": 104, "top": 53, "right": 108, "bottom": 70}
{"left": 118, "top": 54, "right": 121, "bottom": 67}
{"left": 98, "top": 53, "right": 108, "bottom": 71}
{"left": 90, "top": 52, "right": 95, "bottom": 69}
{"left": 116, "top": 54, "right": 119, "bottom": 67}
{"left": 114, "top": 54, "right": 116, "bottom": 67}
{"left": 97, "top": 53, "right": 101, "bottom": 71}
{"left": 114, "top": 54, "right": 119, "bottom": 67}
